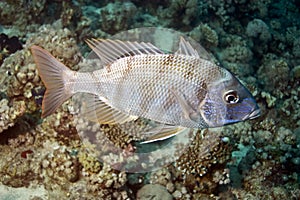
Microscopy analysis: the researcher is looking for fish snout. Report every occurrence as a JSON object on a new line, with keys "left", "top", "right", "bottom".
{"left": 242, "top": 107, "right": 260, "bottom": 121}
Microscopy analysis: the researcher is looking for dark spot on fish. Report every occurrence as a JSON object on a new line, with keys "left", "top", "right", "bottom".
{"left": 159, "top": 55, "right": 174, "bottom": 74}
{"left": 106, "top": 63, "right": 112, "bottom": 73}
{"left": 182, "top": 58, "right": 199, "bottom": 80}
{"left": 183, "top": 69, "right": 194, "bottom": 80}
{"left": 124, "top": 56, "right": 133, "bottom": 75}
{"left": 162, "top": 54, "right": 174, "bottom": 67}
{"left": 162, "top": 93, "right": 177, "bottom": 112}
{"left": 196, "top": 82, "right": 207, "bottom": 102}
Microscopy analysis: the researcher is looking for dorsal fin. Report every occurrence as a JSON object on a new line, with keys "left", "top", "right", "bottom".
{"left": 86, "top": 39, "right": 164, "bottom": 66}
{"left": 175, "top": 37, "right": 200, "bottom": 58}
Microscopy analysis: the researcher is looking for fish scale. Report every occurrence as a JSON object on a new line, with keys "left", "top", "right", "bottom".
{"left": 84, "top": 54, "right": 220, "bottom": 127}
{"left": 31, "top": 37, "right": 260, "bottom": 142}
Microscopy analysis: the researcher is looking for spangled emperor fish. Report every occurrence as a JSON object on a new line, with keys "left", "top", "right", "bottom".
{"left": 31, "top": 37, "right": 260, "bottom": 142}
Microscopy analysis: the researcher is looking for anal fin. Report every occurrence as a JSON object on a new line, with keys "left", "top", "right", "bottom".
{"left": 81, "top": 94, "right": 138, "bottom": 124}
{"left": 140, "top": 125, "right": 189, "bottom": 144}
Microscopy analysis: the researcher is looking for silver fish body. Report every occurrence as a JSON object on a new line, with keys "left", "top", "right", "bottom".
{"left": 75, "top": 54, "right": 217, "bottom": 128}
{"left": 31, "top": 37, "right": 260, "bottom": 141}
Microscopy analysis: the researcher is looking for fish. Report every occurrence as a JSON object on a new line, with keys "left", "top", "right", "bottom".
{"left": 31, "top": 37, "right": 260, "bottom": 143}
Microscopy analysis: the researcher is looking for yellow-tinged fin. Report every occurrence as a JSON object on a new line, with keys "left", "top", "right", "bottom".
{"left": 82, "top": 94, "right": 138, "bottom": 124}
{"left": 140, "top": 125, "right": 188, "bottom": 144}
{"left": 31, "top": 46, "right": 74, "bottom": 118}
{"left": 85, "top": 38, "right": 164, "bottom": 66}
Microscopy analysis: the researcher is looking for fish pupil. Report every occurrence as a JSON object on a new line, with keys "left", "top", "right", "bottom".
{"left": 228, "top": 95, "right": 236, "bottom": 102}
{"left": 224, "top": 90, "right": 239, "bottom": 104}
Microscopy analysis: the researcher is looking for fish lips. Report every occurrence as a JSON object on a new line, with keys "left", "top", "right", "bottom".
{"left": 224, "top": 97, "right": 260, "bottom": 125}
{"left": 242, "top": 107, "right": 261, "bottom": 121}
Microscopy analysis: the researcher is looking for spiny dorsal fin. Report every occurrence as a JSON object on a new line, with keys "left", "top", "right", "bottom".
{"left": 86, "top": 39, "right": 164, "bottom": 66}
{"left": 175, "top": 37, "right": 200, "bottom": 58}
{"left": 82, "top": 94, "right": 138, "bottom": 124}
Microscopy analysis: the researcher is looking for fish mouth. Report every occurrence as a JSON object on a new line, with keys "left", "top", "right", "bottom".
{"left": 242, "top": 108, "right": 261, "bottom": 121}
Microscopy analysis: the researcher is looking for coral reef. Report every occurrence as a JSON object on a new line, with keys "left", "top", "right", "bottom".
{"left": 0, "top": 33, "right": 23, "bottom": 65}
{"left": 0, "top": 0, "right": 46, "bottom": 30}
{"left": 99, "top": 2, "right": 137, "bottom": 34}
{"left": 158, "top": 0, "right": 199, "bottom": 28}
{"left": 258, "top": 57, "right": 290, "bottom": 95}
{"left": 174, "top": 129, "right": 230, "bottom": 178}
{"left": 246, "top": 19, "right": 271, "bottom": 42}
{"left": 0, "top": 0, "right": 300, "bottom": 199}
{"left": 0, "top": 22, "right": 81, "bottom": 135}
{"left": 0, "top": 184, "right": 48, "bottom": 200}
{"left": 189, "top": 23, "right": 219, "bottom": 47}
{"left": 137, "top": 184, "right": 173, "bottom": 200}
{"left": 218, "top": 34, "right": 254, "bottom": 76}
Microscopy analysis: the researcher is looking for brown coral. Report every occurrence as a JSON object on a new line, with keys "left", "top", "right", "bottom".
{"left": 173, "top": 129, "right": 231, "bottom": 194}
{"left": 0, "top": 22, "right": 82, "bottom": 134}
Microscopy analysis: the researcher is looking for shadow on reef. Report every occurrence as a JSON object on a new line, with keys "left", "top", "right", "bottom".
{"left": 0, "top": 33, "right": 23, "bottom": 65}
{"left": 0, "top": 112, "right": 41, "bottom": 145}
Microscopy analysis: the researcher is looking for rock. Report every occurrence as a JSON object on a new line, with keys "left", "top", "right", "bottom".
{"left": 0, "top": 184, "right": 48, "bottom": 200}
{"left": 136, "top": 184, "right": 173, "bottom": 200}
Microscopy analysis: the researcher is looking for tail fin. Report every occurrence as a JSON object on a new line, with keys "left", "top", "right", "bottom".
{"left": 31, "top": 46, "right": 75, "bottom": 118}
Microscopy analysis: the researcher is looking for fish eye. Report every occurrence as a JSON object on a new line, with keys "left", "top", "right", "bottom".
{"left": 224, "top": 90, "right": 239, "bottom": 104}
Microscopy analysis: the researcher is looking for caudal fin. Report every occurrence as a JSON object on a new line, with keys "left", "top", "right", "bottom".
{"left": 31, "top": 46, "right": 74, "bottom": 118}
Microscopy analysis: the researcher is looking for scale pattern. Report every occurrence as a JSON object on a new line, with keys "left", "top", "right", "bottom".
{"left": 82, "top": 54, "right": 224, "bottom": 127}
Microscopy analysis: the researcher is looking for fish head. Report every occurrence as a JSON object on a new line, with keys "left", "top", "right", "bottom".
{"left": 198, "top": 70, "right": 260, "bottom": 127}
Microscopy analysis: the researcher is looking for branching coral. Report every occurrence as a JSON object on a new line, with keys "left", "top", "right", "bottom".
{"left": 0, "top": 0, "right": 46, "bottom": 32}
{"left": 84, "top": 164, "right": 128, "bottom": 197}
{"left": 0, "top": 99, "right": 26, "bottom": 133}
{"left": 172, "top": 129, "right": 231, "bottom": 195}
{"left": 218, "top": 35, "right": 254, "bottom": 76}
{"left": 257, "top": 57, "right": 290, "bottom": 95}
{"left": 0, "top": 22, "right": 82, "bottom": 134}
{"left": 166, "top": 0, "right": 198, "bottom": 26}
{"left": 189, "top": 23, "right": 219, "bottom": 47}
{"left": 41, "top": 143, "right": 81, "bottom": 185}
{"left": 99, "top": 2, "right": 137, "bottom": 34}
{"left": 246, "top": 19, "right": 271, "bottom": 42}
{"left": 231, "top": 160, "right": 300, "bottom": 200}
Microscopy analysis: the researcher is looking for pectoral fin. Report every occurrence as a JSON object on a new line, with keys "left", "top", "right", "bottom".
{"left": 170, "top": 88, "right": 200, "bottom": 122}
